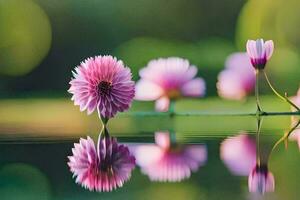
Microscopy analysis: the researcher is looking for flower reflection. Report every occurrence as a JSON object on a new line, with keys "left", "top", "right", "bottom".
{"left": 68, "top": 134, "right": 135, "bottom": 192}
{"left": 220, "top": 133, "right": 256, "bottom": 176}
{"left": 135, "top": 57, "right": 206, "bottom": 112}
{"left": 289, "top": 88, "right": 300, "bottom": 149}
{"left": 248, "top": 164, "right": 275, "bottom": 194}
{"left": 217, "top": 53, "right": 255, "bottom": 100}
{"left": 132, "top": 132, "right": 207, "bottom": 182}
{"left": 220, "top": 124, "right": 276, "bottom": 195}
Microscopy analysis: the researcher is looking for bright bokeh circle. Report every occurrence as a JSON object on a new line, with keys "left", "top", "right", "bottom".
{"left": 236, "top": 0, "right": 300, "bottom": 50}
{"left": 0, "top": 0, "right": 52, "bottom": 76}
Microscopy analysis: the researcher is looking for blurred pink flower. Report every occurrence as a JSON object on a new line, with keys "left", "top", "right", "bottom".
{"left": 289, "top": 88, "right": 300, "bottom": 149}
{"left": 68, "top": 136, "right": 135, "bottom": 192}
{"left": 217, "top": 53, "right": 255, "bottom": 100}
{"left": 220, "top": 133, "right": 256, "bottom": 176}
{"left": 248, "top": 165, "right": 275, "bottom": 194}
{"left": 246, "top": 39, "right": 274, "bottom": 69}
{"left": 68, "top": 55, "right": 135, "bottom": 119}
{"left": 135, "top": 57, "right": 206, "bottom": 112}
{"left": 132, "top": 132, "right": 207, "bottom": 182}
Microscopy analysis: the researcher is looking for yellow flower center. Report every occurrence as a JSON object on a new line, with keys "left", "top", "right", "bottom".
{"left": 166, "top": 89, "right": 181, "bottom": 99}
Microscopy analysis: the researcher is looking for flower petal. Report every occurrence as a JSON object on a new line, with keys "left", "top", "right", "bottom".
{"left": 255, "top": 38, "right": 264, "bottom": 58}
{"left": 135, "top": 80, "right": 163, "bottom": 100}
{"left": 220, "top": 134, "right": 256, "bottom": 176}
{"left": 246, "top": 40, "right": 256, "bottom": 58}
{"left": 133, "top": 145, "right": 163, "bottom": 167}
{"left": 180, "top": 78, "right": 206, "bottom": 97}
{"left": 155, "top": 132, "right": 171, "bottom": 149}
{"left": 155, "top": 96, "right": 170, "bottom": 112}
{"left": 264, "top": 40, "right": 274, "bottom": 60}
{"left": 217, "top": 70, "right": 247, "bottom": 100}
{"left": 265, "top": 172, "right": 275, "bottom": 192}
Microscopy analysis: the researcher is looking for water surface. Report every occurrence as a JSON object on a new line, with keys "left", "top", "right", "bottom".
{"left": 0, "top": 115, "right": 299, "bottom": 200}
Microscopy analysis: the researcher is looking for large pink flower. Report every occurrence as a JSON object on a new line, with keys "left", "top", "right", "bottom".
{"left": 248, "top": 165, "right": 275, "bottom": 194}
{"left": 68, "top": 55, "right": 135, "bottom": 119}
{"left": 217, "top": 53, "right": 255, "bottom": 100}
{"left": 246, "top": 39, "right": 274, "bottom": 69}
{"left": 132, "top": 132, "right": 207, "bottom": 182}
{"left": 289, "top": 88, "right": 300, "bottom": 149}
{"left": 220, "top": 133, "right": 256, "bottom": 176}
{"left": 135, "top": 57, "right": 206, "bottom": 112}
{"left": 68, "top": 136, "right": 136, "bottom": 192}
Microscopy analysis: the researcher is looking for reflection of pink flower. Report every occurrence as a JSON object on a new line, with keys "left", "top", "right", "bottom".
{"left": 246, "top": 39, "right": 274, "bottom": 69}
{"left": 132, "top": 132, "right": 207, "bottom": 182}
{"left": 68, "top": 136, "right": 135, "bottom": 192}
{"left": 217, "top": 53, "right": 255, "bottom": 100}
{"left": 135, "top": 57, "right": 206, "bottom": 112}
{"left": 289, "top": 88, "right": 300, "bottom": 149}
{"left": 248, "top": 165, "right": 275, "bottom": 194}
{"left": 68, "top": 55, "right": 135, "bottom": 119}
{"left": 220, "top": 133, "right": 256, "bottom": 176}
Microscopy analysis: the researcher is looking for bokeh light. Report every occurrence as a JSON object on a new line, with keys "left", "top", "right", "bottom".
{"left": 0, "top": 0, "right": 51, "bottom": 76}
{"left": 236, "top": 0, "right": 300, "bottom": 51}
{"left": 0, "top": 163, "right": 51, "bottom": 200}
{"left": 266, "top": 48, "right": 300, "bottom": 94}
{"left": 276, "top": 0, "right": 300, "bottom": 49}
{"left": 236, "top": 0, "right": 282, "bottom": 49}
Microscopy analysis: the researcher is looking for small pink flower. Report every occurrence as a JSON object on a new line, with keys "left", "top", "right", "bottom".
{"left": 135, "top": 57, "right": 206, "bottom": 112}
{"left": 68, "top": 136, "right": 135, "bottom": 192}
{"left": 68, "top": 55, "right": 135, "bottom": 119}
{"left": 217, "top": 53, "right": 255, "bottom": 100}
{"left": 246, "top": 39, "right": 274, "bottom": 69}
{"left": 220, "top": 133, "right": 256, "bottom": 176}
{"left": 248, "top": 165, "right": 275, "bottom": 194}
{"left": 289, "top": 88, "right": 300, "bottom": 149}
{"left": 132, "top": 132, "right": 207, "bottom": 182}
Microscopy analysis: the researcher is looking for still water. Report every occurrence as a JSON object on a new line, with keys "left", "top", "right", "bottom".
{"left": 0, "top": 115, "right": 299, "bottom": 200}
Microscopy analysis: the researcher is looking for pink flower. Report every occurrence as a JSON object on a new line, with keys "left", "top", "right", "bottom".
{"left": 290, "top": 88, "right": 300, "bottom": 112}
{"left": 68, "top": 136, "right": 135, "bottom": 192}
{"left": 289, "top": 88, "right": 300, "bottom": 149}
{"left": 220, "top": 133, "right": 256, "bottom": 176}
{"left": 135, "top": 57, "right": 206, "bottom": 112}
{"left": 248, "top": 165, "right": 275, "bottom": 194}
{"left": 246, "top": 39, "right": 274, "bottom": 69}
{"left": 68, "top": 55, "right": 135, "bottom": 119}
{"left": 132, "top": 132, "right": 207, "bottom": 182}
{"left": 217, "top": 53, "right": 255, "bottom": 100}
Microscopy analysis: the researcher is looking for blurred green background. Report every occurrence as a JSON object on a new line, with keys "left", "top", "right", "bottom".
{"left": 0, "top": 1, "right": 300, "bottom": 199}
{"left": 1, "top": 0, "right": 299, "bottom": 133}
{"left": 0, "top": 0, "right": 300, "bottom": 97}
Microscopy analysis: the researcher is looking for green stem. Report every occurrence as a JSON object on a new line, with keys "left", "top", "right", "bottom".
{"left": 170, "top": 131, "right": 177, "bottom": 145}
{"left": 97, "top": 124, "right": 109, "bottom": 159}
{"left": 119, "top": 111, "right": 300, "bottom": 117}
{"left": 99, "top": 124, "right": 109, "bottom": 138}
{"left": 97, "top": 107, "right": 109, "bottom": 126}
{"left": 169, "top": 100, "right": 176, "bottom": 117}
{"left": 271, "top": 119, "right": 300, "bottom": 153}
{"left": 256, "top": 117, "right": 263, "bottom": 165}
{"left": 255, "top": 70, "right": 263, "bottom": 113}
{"left": 169, "top": 100, "right": 176, "bottom": 134}
{"left": 263, "top": 71, "right": 300, "bottom": 111}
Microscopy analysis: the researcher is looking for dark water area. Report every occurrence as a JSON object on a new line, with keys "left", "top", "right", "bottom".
{"left": 0, "top": 115, "right": 299, "bottom": 200}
